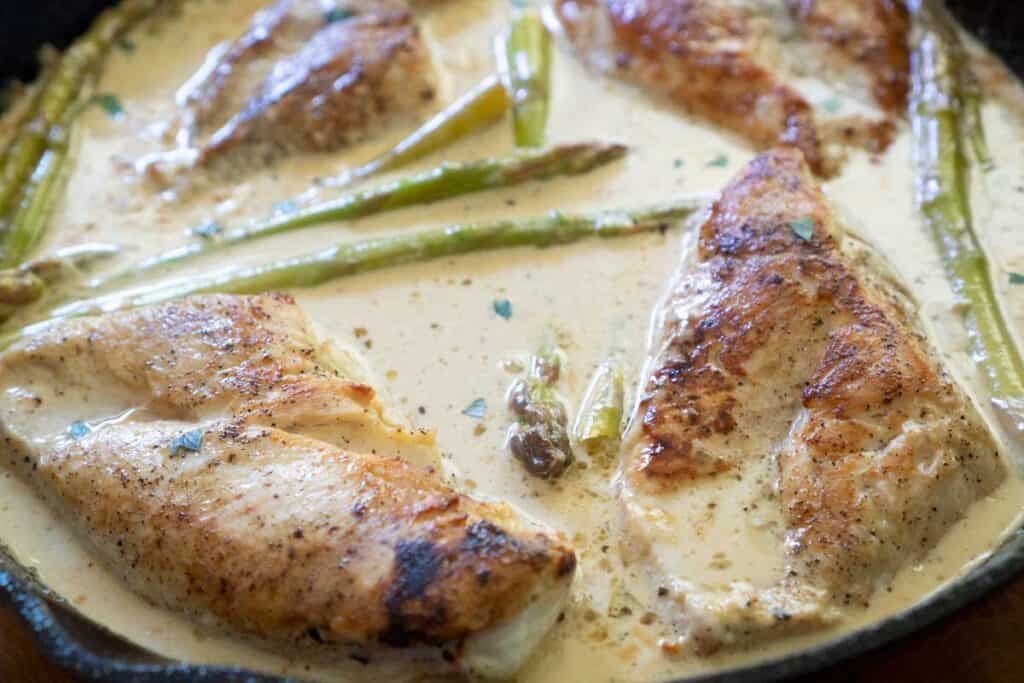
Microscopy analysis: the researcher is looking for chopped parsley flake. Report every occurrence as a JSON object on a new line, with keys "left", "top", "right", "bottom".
{"left": 93, "top": 93, "right": 124, "bottom": 119}
{"left": 190, "top": 220, "right": 223, "bottom": 239}
{"left": 68, "top": 421, "right": 91, "bottom": 440}
{"left": 1010, "top": 272, "right": 1024, "bottom": 285}
{"left": 324, "top": 7, "right": 355, "bottom": 23}
{"left": 673, "top": 158, "right": 685, "bottom": 169}
{"left": 272, "top": 200, "right": 299, "bottom": 216}
{"left": 823, "top": 97, "right": 843, "bottom": 114}
{"left": 462, "top": 398, "right": 487, "bottom": 419}
{"left": 789, "top": 218, "right": 815, "bottom": 241}
{"left": 169, "top": 429, "right": 204, "bottom": 457}
{"left": 706, "top": 154, "right": 729, "bottom": 168}
{"left": 493, "top": 299, "right": 512, "bottom": 319}
{"left": 117, "top": 36, "right": 136, "bottom": 53}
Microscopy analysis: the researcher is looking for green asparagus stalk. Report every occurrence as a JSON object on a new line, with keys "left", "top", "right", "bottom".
{"left": 573, "top": 359, "right": 625, "bottom": 462}
{"left": 91, "top": 143, "right": 627, "bottom": 289}
{"left": 0, "top": 125, "right": 48, "bottom": 225}
{"left": 0, "top": 53, "right": 57, "bottom": 162}
{"left": 506, "top": 346, "right": 574, "bottom": 478}
{"left": 0, "top": 89, "right": 30, "bottom": 158}
{"left": 2, "top": 80, "right": 99, "bottom": 270}
{"left": 926, "top": 3, "right": 993, "bottom": 170}
{"left": 12, "top": 202, "right": 697, "bottom": 347}
{"left": 497, "top": 6, "right": 551, "bottom": 148}
{"left": 344, "top": 75, "right": 511, "bottom": 182}
{"left": 0, "top": 0, "right": 157, "bottom": 220}
{"left": 910, "top": 2, "right": 1024, "bottom": 411}
{"left": 957, "top": 59, "right": 992, "bottom": 170}
{"left": 3, "top": 126, "right": 74, "bottom": 267}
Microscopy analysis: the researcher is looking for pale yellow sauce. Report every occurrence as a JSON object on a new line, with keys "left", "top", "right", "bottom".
{"left": 2, "top": 1, "right": 1024, "bottom": 681}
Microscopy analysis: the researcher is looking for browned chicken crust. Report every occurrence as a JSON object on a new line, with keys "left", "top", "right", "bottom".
{"left": 787, "top": 0, "right": 910, "bottom": 112}
{"left": 625, "top": 148, "right": 1003, "bottom": 608}
{"left": 0, "top": 295, "right": 575, "bottom": 658}
{"left": 182, "top": 0, "right": 435, "bottom": 166}
{"left": 555, "top": 0, "right": 829, "bottom": 175}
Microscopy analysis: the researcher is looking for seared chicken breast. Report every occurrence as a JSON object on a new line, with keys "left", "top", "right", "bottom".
{"left": 0, "top": 294, "right": 575, "bottom": 679}
{"left": 554, "top": 0, "right": 829, "bottom": 175}
{"left": 787, "top": 0, "right": 910, "bottom": 112}
{"left": 620, "top": 148, "right": 1004, "bottom": 651}
{"left": 555, "top": 0, "right": 913, "bottom": 174}
{"left": 179, "top": 0, "right": 435, "bottom": 167}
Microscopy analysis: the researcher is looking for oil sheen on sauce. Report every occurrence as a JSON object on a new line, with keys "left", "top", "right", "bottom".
{"left": 1, "top": 1, "right": 1023, "bottom": 681}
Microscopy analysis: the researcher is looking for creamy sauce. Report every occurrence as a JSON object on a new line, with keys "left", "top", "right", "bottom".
{"left": 2, "top": 1, "right": 1024, "bottom": 681}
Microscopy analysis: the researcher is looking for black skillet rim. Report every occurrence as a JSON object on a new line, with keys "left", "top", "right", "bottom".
{"left": 2, "top": 1, "right": 1024, "bottom": 681}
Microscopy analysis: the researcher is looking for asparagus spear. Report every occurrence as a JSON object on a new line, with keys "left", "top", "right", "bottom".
{"left": 506, "top": 346, "right": 574, "bottom": 478}
{"left": 496, "top": 6, "right": 551, "bottom": 148}
{"left": 2, "top": 83, "right": 102, "bottom": 270}
{"left": 0, "top": 88, "right": 31, "bottom": 158}
{"left": 937, "top": 6, "right": 992, "bottom": 170}
{"left": 957, "top": 58, "right": 993, "bottom": 170}
{"left": 573, "top": 359, "right": 625, "bottom": 462}
{"left": 0, "top": 0, "right": 157, "bottom": 220}
{"left": 910, "top": 1, "right": 1024, "bottom": 410}
{"left": 3, "top": 126, "right": 74, "bottom": 267}
{"left": 92, "top": 143, "right": 627, "bottom": 289}
{"left": 0, "top": 52, "right": 57, "bottom": 162}
{"left": 0, "top": 126, "right": 48, "bottom": 226}
{"left": 343, "top": 75, "right": 511, "bottom": 182}
{"left": 13, "top": 202, "right": 697, "bottom": 347}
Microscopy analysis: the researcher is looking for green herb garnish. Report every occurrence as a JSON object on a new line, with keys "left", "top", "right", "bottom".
{"left": 673, "top": 158, "right": 684, "bottom": 169}
{"left": 706, "top": 154, "right": 728, "bottom": 168}
{"left": 169, "top": 429, "right": 203, "bottom": 456}
{"left": 190, "top": 220, "right": 223, "bottom": 239}
{"left": 1010, "top": 272, "right": 1024, "bottom": 285}
{"left": 272, "top": 200, "right": 299, "bottom": 216}
{"left": 462, "top": 398, "right": 487, "bottom": 419}
{"left": 93, "top": 93, "right": 124, "bottom": 119}
{"left": 324, "top": 7, "right": 355, "bottom": 23}
{"left": 823, "top": 96, "right": 843, "bottom": 114}
{"left": 68, "top": 421, "right": 91, "bottom": 440}
{"left": 788, "top": 218, "right": 814, "bottom": 241}
{"left": 493, "top": 299, "right": 512, "bottom": 319}
{"left": 117, "top": 37, "right": 136, "bottom": 53}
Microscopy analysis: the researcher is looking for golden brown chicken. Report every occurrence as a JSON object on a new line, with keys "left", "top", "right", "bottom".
{"left": 787, "top": 0, "right": 910, "bottom": 112}
{"left": 179, "top": 0, "right": 436, "bottom": 167}
{"left": 620, "top": 148, "right": 1004, "bottom": 652}
{"left": 0, "top": 294, "right": 575, "bottom": 679}
{"left": 555, "top": 0, "right": 912, "bottom": 174}
{"left": 554, "top": 0, "right": 829, "bottom": 174}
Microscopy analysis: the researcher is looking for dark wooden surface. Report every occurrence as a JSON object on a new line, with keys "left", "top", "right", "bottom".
{"left": 3, "top": 570, "right": 1024, "bottom": 683}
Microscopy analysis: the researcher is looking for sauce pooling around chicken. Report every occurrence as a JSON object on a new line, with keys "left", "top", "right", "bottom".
{"left": 0, "top": 1, "right": 1023, "bottom": 682}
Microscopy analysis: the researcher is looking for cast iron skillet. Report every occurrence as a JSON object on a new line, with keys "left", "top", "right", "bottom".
{"left": 1, "top": 2, "right": 1023, "bottom": 682}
